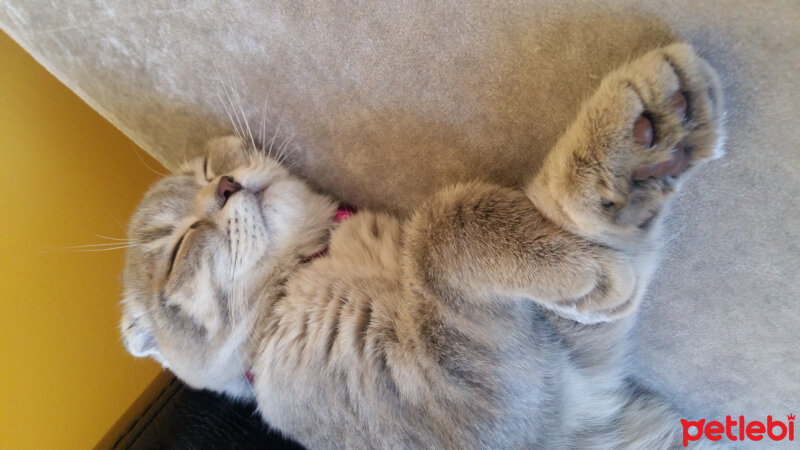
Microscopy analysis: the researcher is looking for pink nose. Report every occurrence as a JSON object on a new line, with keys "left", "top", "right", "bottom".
{"left": 217, "top": 176, "right": 243, "bottom": 202}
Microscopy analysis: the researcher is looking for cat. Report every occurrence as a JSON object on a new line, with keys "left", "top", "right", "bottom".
{"left": 120, "top": 43, "right": 724, "bottom": 449}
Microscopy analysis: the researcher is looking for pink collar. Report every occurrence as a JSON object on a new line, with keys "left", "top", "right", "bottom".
{"left": 333, "top": 205, "right": 356, "bottom": 222}
{"left": 301, "top": 205, "right": 356, "bottom": 263}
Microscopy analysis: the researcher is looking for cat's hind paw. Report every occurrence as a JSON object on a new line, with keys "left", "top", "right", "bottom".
{"left": 532, "top": 43, "right": 725, "bottom": 244}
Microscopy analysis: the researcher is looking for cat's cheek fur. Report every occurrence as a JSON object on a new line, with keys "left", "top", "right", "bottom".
{"left": 158, "top": 327, "right": 258, "bottom": 400}
{"left": 259, "top": 179, "right": 332, "bottom": 243}
{"left": 120, "top": 306, "right": 162, "bottom": 362}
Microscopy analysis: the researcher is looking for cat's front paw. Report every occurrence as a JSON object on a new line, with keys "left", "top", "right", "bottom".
{"left": 547, "top": 251, "right": 641, "bottom": 324}
{"left": 531, "top": 43, "right": 725, "bottom": 245}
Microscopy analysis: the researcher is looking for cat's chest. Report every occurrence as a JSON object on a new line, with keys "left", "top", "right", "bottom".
{"left": 286, "top": 211, "right": 405, "bottom": 299}
{"left": 322, "top": 210, "right": 403, "bottom": 275}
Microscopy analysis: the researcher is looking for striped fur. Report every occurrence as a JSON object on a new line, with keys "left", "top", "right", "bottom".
{"left": 121, "top": 44, "right": 725, "bottom": 448}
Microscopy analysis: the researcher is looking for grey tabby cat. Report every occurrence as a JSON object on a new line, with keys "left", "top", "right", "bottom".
{"left": 120, "top": 43, "right": 724, "bottom": 448}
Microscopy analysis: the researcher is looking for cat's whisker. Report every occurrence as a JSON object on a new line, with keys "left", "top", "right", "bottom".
{"left": 157, "top": 146, "right": 182, "bottom": 172}
{"left": 267, "top": 113, "right": 286, "bottom": 160}
{"left": 285, "top": 160, "right": 302, "bottom": 173}
{"left": 54, "top": 241, "right": 140, "bottom": 249}
{"left": 93, "top": 233, "right": 134, "bottom": 242}
{"left": 229, "top": 79, "right": 256, "bottom": 155}
{"left": 73, "top": 246, "right": 138, "bottom": 252}
{"left": 213, "top": 61, "right": 246, "bottom": 141}
{"left": 217, "top": 60, "right": 255, "bottom": 158}
{"left": 275, "top": 142, "right": 285, "bottom": 164}
{"left": 41, "top": 244, "right": 139, "bottom": 254}
{"left": 277, "top": 133, "right": 296, "bottom": 165}
{"left": 217, "top": 87, "right": 245, "bottom": 142}
{"left": 220, "top": 81, "right": 246, "bottom": 141}
{"left": 130, "top": 143, "right": 169, "bottom": 177}
{"left": 260, "top": 94, "right": 270, "bottom": 153}
{"left": 227, "top": 232, "right": 241, "bottom": 323}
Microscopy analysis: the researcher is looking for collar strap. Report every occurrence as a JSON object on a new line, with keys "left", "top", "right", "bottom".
{"left": 301, "top": 205, "right": 356, "bottom": 263}
{"left": 334, "top": 205, "right": 356, "bottom": 222}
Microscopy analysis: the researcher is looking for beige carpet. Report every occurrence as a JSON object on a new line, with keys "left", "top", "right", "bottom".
{"left": 3, "top": 1, "right": 797, "bottom": 443}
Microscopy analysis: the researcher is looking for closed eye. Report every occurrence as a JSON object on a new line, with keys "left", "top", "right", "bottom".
{"left": 166, "top": 234, "right": 186, "bottom": 275}
{"left": 166, "top": 221, "right": 202, "bottom": 275}
{"left": 203, "top": 156, "right": 210, "bottom": 181}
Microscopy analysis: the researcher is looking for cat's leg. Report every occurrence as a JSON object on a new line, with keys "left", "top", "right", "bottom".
{"left": 403, "top": 181, "right": 640, "bottom": 323}
{"left": 403, "top": 43, "right": 723, "bottom": 324}
{"left": 523, "top": 42, "right": 724, "bottom": 322}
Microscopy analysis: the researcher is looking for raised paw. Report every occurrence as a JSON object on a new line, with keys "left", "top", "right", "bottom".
{"left": 529, "top": 43, "right": 725, "bottom": 246}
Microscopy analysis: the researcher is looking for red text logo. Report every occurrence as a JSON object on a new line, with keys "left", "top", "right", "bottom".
{"left": 681, "top": 414, "right": 795, "bottom": 446}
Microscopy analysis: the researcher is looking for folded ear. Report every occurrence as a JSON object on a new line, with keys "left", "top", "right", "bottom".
{"left": 204, "top": 135, "right": 249, "bottom": 177}
{"left": 120, "top": 305, "right": 161, "bottom": 361}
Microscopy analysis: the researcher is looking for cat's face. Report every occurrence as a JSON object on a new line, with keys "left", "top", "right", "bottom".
{"left": 120, "top": 136, "right": 336, "bottom": 398}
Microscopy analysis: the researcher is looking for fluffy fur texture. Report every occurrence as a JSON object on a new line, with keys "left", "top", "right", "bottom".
{"left": 121, "top": 44, "right": 724, "bottom": 448}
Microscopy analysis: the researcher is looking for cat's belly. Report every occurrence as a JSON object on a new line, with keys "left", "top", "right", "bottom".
{"left": 251, "top": 291, "right": 610, "bottom": 447}
{"left": 249, "top": 211, "right": 628, "bottom": 448}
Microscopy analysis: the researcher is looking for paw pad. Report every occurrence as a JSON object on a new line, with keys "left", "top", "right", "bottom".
{"left": 631, "top": 91, "right": 692, "bottom": 181}
{"left": 671, "top": 91, "right": 688, "bottom": 121}
{"left": 633, "top": 116, "right": 654, "bottom": 148}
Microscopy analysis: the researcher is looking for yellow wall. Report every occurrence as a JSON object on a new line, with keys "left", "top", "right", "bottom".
{"left": 0, "top": 32, "right": 164, "bottom": 449}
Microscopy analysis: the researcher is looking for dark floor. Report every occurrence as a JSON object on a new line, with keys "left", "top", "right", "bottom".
{"left": 115, "top": 378, "right": 304, "bottom": 450}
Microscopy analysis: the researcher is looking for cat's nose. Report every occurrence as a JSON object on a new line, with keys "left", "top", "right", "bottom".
{"left": 217, "top": 176, "right": 243, "bottom": 203}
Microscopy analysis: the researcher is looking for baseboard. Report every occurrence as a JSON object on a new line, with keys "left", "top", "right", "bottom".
{"left": 94, "top": 371, "right": 177, "bottom": 450}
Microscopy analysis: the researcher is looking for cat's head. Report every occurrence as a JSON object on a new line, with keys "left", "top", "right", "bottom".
{"left": 120, "top": 136, "right": 337, "bottom": 399}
